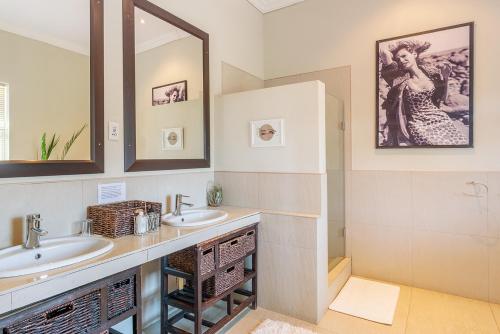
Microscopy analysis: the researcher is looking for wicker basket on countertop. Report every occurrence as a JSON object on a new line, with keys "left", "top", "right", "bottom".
{"left": 87, "top": 200, "right": 162, "bottom": 238}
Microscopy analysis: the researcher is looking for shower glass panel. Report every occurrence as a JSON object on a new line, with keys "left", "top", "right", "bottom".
{"left": 326, "top": 94, "right": 345, "bottom": 271}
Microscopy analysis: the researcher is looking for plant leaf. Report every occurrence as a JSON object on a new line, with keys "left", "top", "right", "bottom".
{"left": 46, "top": 133, "right": 60, "bottom": 160}
{"left": 61, "top": 124, "right": 88, "bottom": 160}
{"left": 41, "top": 132, "right": 47, "bottom": 160}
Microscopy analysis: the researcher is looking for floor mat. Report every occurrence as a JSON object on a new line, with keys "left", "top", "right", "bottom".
{"left": 329, "top": 276, "right": 400, "bottom": 325}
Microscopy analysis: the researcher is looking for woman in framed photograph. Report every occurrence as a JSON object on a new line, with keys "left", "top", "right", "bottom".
{"left": 380, "top": 40, "right": 468, "bottom": 147}
{"left": 377, "top": 23, "right": 473, "bottom": 148}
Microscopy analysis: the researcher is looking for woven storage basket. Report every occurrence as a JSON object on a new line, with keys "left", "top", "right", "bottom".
{"left": 5, "top": 290, "right": 101, "bottom": 334}
{"left": 242, "top": 229, "right": 256, "bottom": 254}
{"left": 203, "top": 261, "right": 244, "bottom": 297}
{"left": 168, "top": 245, "right": 215, "bottom": 276}
{"left": 107, "top": 275, "right": 136, "bottom": 320}
{"left": 218, "top": 235, "right": 245, "bottom": 267}
{"left": 88, "top": 200, "right": 161, "bottom": 238}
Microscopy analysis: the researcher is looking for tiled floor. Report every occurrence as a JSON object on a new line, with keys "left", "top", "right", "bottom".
{"left": 224, "top": 280, "right": 500, "bottom": 334}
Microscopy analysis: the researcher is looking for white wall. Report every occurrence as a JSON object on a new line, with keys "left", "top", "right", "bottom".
{"left": 0, "top": 29, "right": 90, "bottom": 160}
{"left": 264, "top": 0, "right": 500, "bottom": 171}
{"left": 136, "top": 36, "right": 203, "bottom": 104}
{"left": 135, "top": 36, "right": 204, "bottom": 159}
{"left": 215, "top": 81, "right": 326, "bottom": 173}
{"left": 136, "top": 99, "right": 204, "bottom": 159}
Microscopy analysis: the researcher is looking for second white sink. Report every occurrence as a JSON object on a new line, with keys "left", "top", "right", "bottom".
{"left": 0, "top": 236, "right": 114, "bottom": 278}
{"left": 162, "top": 209, "right": 228, "bottom": 228}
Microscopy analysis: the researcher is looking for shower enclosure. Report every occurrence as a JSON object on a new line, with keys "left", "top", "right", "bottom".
{"left": 325, "top": 94, "right": 345, "bottom": 272}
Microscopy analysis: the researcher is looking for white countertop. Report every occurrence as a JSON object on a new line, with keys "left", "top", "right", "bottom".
{"left": 0, "top": 206, "right": 260, "bottom": 314}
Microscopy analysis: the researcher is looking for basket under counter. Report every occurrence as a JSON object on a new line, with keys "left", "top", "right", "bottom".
{"left": 162, "top": 223, "right": 259, "bottom": 334}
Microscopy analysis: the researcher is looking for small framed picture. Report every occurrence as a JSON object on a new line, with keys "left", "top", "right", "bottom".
{"left": 162, "top": 128, "right": 183, "bottom": 150}
{"left": 152, "top": 80, "right": 187, "bottom": 106}
{"left": 250, "top": 119, "right": 285, "bottom": 148}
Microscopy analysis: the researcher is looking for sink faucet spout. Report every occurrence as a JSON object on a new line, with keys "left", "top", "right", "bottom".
{"left": 24, "top": 214, "right": 48, "bottom": 249}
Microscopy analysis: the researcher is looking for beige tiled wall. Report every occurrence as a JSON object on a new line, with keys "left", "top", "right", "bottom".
{"left": 348, "top": 171, "right": 500, "bottom": 303}
{"left": 258, "top": 213, "right": 320, "bottom": 323}
{"left": 0, "top": 172, "right": 213, "bottom": 249}
{"left": 215, "top": 171, "right": 322, "bottom": 215}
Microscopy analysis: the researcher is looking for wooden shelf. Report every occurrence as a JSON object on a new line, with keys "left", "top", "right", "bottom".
{"left": 161, "top": 223, "right": 258, "bottom": 334}
{"left": 165, "top": 269, "right": 256, "bottom": 312}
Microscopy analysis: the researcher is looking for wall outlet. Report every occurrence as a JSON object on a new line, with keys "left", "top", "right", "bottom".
{"left": 108, "top": 121, "right": 119, "bottom": 141}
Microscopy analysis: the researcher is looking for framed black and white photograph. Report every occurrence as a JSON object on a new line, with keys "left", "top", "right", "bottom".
{"left": 376, "top": 22, "right": 473, "bottom": 148}
{"left": 152, "top": 80, "right": 188, "bottom": 106}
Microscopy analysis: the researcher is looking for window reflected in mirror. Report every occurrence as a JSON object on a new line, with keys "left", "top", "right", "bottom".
{"left": 134, "top": 7, "right": 204, "bottom": 160}
{"left": 0, "top": 0, "right": 91, "bottom": 161}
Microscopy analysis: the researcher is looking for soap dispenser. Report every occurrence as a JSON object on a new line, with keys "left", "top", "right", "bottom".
{"left": 134, "top": 209, "right": 148, "bottom": 236}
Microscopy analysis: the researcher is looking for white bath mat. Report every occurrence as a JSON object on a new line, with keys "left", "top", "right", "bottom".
{"left": 329, "top": 276, "right": 400, "bottom": 325}
{"left": 251, "top": 319, "right": 316, "bottom": 334}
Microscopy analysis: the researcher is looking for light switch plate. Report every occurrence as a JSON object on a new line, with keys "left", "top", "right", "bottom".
{"left": 108, "top": 121, "right": 119, "bottom": 141}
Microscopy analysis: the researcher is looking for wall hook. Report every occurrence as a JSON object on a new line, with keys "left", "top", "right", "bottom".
{"left": 463, "top": 181, "right": 488, "bottom": 197}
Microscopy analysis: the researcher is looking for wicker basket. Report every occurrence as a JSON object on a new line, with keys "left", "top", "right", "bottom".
{"left": 168, "top": 245, "right": 215, "bottom": 276}
{"left": 107, "top": 275, "right": 136, "bottom": 320}
{"left": 203, "top": 261, "right": 244, "bottom": 297}
{"left": 242, "top": 229, "right": 256, "bottom": 253}
{"left": 88, "top": 200, "right": 161, "bottom": 238}
{"left": 218, "top": 235, "right": 245, "bottom": 267}
{"left": 5, "top": 290, "right": 101, "bottom": 334}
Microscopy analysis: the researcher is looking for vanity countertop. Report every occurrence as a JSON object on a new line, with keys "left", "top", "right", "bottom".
{"left": 0, "top": 206, "right": 260, "bottom": 314}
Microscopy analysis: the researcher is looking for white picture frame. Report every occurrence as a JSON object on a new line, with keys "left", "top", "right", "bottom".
{"left": 162, "top": 127, "right": 183, "bottom": 151}
{"left": 250, "top": 118, "right": 285, "bottom": 148}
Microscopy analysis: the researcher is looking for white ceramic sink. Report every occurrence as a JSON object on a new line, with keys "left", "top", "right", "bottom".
{"left": 162, "top": 209, "right": 228, "bottom": 227}
{"left": 0, "top": 237, "right": 114, "bottom": 278}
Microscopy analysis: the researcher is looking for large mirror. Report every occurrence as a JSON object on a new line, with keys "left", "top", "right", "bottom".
{"left": 0, "top": 0, "right": 104, "bottom": 177}
{"left": 123, "top": 0, "right": 210, "bottom": 171}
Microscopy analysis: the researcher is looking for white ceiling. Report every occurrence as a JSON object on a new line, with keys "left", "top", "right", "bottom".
{"left": 0, "top": 0, "right": 90, "bottom": 55}
{"left": 135, "top": 8, "right": 191, "bottom": 54}
{"left": 0, "top": 1, "right": 192, "bottom": 56}
{"left": 247, "top": 0, "right": 305, "bottom": 13}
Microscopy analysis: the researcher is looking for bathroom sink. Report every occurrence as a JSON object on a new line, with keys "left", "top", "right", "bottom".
{"left": 162, "top": 209, "right": 228, "bottom": 227}
{"left": 0, "top": 237, "right": 114, "bottom": 278}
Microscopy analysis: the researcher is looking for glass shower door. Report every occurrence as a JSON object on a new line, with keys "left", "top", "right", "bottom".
{"left": 325, "top": 94, "right": 345, "bottom": 271}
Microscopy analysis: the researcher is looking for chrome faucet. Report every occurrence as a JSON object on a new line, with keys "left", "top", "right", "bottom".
{"left": 173, "top": 194, "right": 194, "bottom": 216}
{"left": 24, "top": 214, "right": 48, "bottom": 249}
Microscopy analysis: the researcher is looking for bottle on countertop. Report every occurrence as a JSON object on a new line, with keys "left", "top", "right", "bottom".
{"left": 134, "top": 209, "right": 148, "bottom": 236}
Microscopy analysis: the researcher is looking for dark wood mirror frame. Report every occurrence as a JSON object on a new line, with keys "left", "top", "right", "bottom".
{"left": 122, "top": 0, "right": 210, "bottom": 172}
{"left": 0, "top": 0, "right": 104, "bottom": 178}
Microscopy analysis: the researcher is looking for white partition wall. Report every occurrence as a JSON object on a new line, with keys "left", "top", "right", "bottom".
{"left": 215, "top": 81, "right": 330, "bottom": 323}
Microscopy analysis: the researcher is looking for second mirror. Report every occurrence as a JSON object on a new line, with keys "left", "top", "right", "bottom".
{"left": 123, "top": 0, "right": 210, "bottom": 171}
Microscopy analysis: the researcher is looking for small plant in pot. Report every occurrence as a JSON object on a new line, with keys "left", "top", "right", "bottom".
{"left": 206, "top": 182, "right": 223, "bottom": 207}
